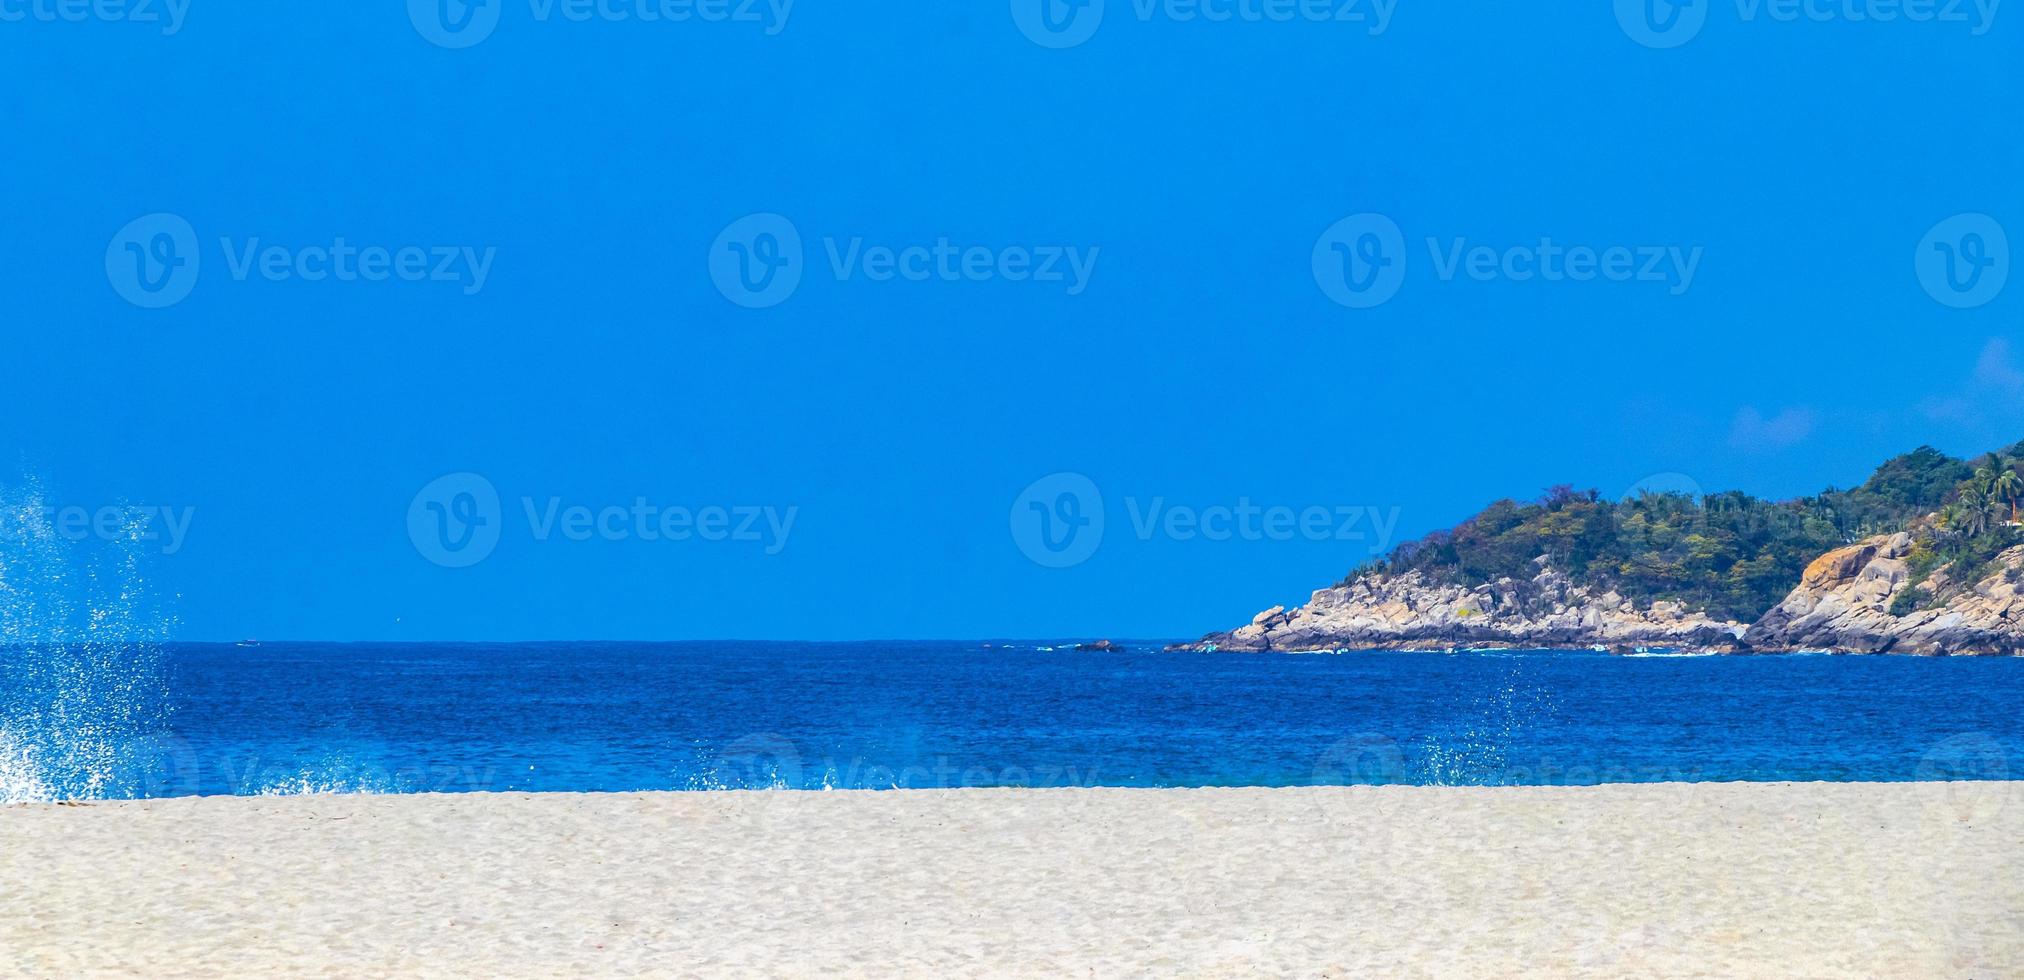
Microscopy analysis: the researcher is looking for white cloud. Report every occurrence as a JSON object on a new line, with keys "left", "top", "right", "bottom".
{"left": 1972, "top": 338, "right": 2024, "bottom": 391}
{"left": 1921, "top": 338, "right": 2024, "bottom": 436}
{"left": 1729, "top": 406, "right": 1817, "bottom": 452}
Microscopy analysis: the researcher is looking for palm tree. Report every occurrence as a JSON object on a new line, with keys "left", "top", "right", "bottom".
{"left": 1991, "top": 455, "right": 2023, "bottom": 523}
{"left": 1959, "top": 484, "right": 1995, "bottom": 537}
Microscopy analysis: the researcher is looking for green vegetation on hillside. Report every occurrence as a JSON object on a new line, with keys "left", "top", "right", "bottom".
{"left": 1902, "top": 449, "right": 2024, "bottom": 613}
{"left": 1347, "top": 444, "right": 2022, "bottom": 624}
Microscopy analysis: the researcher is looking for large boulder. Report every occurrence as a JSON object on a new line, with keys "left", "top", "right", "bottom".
{"left": 1746, "top": 536, "right": 2024, "bottom": 656}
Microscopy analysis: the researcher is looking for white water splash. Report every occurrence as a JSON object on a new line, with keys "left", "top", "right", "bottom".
{"left": 0, "top": 481, "right": 177, "bottom": 803}
{"left": 1418, "top": 660, "right": 1557, "bottom": 786}
{"left": 250, "top": 754, "right": 400, "bottom": 797}
{"left": 0, "top": 727, "right": 55, "bottom": 803}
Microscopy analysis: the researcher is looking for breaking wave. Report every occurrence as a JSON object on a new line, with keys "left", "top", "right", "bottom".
{"left": 0, "top": 480, "right": 178, "bottom": 803}
{"left": 248, "top": 753, "right": 401, "bottom": 797}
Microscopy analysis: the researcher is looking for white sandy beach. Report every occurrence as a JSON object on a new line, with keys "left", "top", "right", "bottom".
{"left": 3, "top": 782, "right": 2021, "bottom": 978}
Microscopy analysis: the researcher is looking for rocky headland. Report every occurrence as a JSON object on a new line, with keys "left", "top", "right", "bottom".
{"left": 1186, "top": 560, "right": 1749, "bottom": 654}
{"left": 1174, "top": 444, "right": 2024, "bottom": 657}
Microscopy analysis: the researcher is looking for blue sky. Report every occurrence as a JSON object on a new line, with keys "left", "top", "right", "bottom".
{"left": 2, "top": 2, "right": 2019, "bottom": 641}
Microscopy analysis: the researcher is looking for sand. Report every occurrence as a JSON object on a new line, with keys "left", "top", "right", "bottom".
{"left": 3, "top": 782, "right": 2021, "bottom": 978}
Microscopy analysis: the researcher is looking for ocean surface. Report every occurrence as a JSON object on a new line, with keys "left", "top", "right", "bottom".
{"left": 3, "top": 641, "right": 2020, "bottom": 800}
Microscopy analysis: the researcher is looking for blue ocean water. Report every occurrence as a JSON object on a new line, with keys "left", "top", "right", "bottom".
{"left": 4, "top": 641, "right": 2019, "bottom": 800}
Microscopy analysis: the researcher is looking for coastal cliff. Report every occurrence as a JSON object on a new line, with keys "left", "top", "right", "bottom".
{"left": 1174, "top": 443, "right": 2024, "bottom": 657}
{"left": 1744, "top": 534, "right": 2024, "bottom": 656}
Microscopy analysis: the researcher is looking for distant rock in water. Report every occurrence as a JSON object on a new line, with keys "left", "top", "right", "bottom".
{"left": 1073, "top": 640, "right": 1126, "bottom": 653}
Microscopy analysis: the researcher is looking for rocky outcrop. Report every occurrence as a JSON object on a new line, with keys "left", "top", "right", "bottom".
{"left": 1173, "top": 558, "right": 1751, "bottom": 653}
{"left": 1177, "top": 534, "right": 2024, "bottom": 656}
{"left": 1744, "top": 533, "right": 2024, "bottom": 656}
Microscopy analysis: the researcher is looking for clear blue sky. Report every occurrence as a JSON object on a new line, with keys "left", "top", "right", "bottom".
{"left": 3, "top": 3, "right": 2018, "bottom": 641}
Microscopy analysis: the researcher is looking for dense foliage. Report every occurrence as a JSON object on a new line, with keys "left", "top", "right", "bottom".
{"left": 1348, "top": 444, "right": 2021, "bottom": 624}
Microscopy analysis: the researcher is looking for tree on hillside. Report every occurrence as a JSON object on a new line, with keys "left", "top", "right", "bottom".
{"left": 1351, "top": 441, "right": 2023, "bottom": 623}
{"left": 1952, "top": 484, "right": 1997, "bottom": 537}
{"left": 1989, "top": 455, "right": 2022, "bottom": 522}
